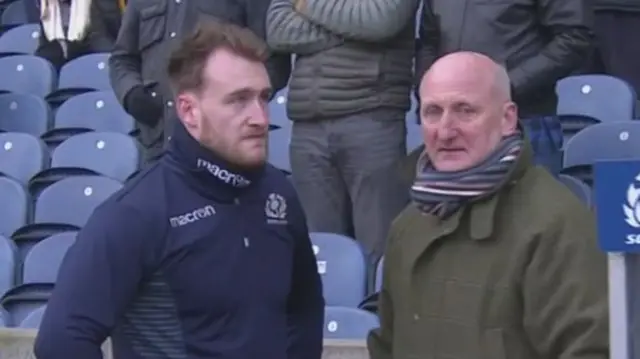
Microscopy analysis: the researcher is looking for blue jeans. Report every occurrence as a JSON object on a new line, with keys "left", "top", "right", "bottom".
{"left": 522, "top": 116, "right": 563, "bottom": 175}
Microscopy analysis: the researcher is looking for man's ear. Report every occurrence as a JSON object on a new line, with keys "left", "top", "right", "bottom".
{"left": 176, "top": 92, "right": 199, "bottom": 130}
{"left": 501, "top": 101, "right": 518, "bottom": 136}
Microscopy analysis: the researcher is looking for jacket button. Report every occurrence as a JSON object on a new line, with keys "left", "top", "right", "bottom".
{"left": 413, "top": 314, "right": 420, "bottom": 321}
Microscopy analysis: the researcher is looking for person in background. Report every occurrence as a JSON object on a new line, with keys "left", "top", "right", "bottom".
{"left": 33, "top": 20, "right": 323, "bottom": 359}
{"left": 266, "top": 0, "right": 417, "bottom": 263}
{"left": 416, "top": 0, "right": 594, "bottom": 174}
{"left": 585, "top": 0, "right": 640, "bottom": 98}
{"left": 110, "top": 0, "right": 291, "bottom": 162}
{"left": 86, "top": 0, "right": 126, "bottom": 52}
{"left": 36, "top": 0, "right": 93, "bottom": 71}
{"left": 368, "top": 52, "right": 608, "bottom": 359}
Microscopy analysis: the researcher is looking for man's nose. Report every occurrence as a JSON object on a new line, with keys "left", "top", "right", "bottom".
{"left": 437, "top": 119, "right": 458, "bottom": 140}
{"left": 248, "top": 102, "right": 269, "bottom": 128}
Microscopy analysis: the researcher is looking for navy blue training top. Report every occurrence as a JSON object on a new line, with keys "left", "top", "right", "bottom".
{"left": 34, "top": 123, "right": 324, "bottom": 359}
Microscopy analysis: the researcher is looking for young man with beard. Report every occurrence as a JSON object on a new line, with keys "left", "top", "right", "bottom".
{"left": 34, "top": 21, "right": 323, "bottom": 359}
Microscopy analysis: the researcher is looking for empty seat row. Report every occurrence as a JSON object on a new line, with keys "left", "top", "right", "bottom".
{"left": 0, "top": 175, "right": 122, "bottom": 241}
{"left": 0, "top": 53, "right": 111, "bottom": 101}
{"left": 0, "top": 131, "right": 140, "bottom": 189}
{"left": 0, "top": 91, "right": 135, "bottom": 140}
{"left": 0, "top": 129, "right": 292, "bottom": 187}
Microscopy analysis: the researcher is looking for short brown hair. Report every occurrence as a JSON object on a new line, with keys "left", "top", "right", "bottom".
{"left": 167, "top": 19, "right": 269, "bottom": 94}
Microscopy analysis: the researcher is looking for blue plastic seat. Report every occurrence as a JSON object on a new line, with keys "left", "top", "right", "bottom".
{"left": 563, "top": 122, "right": 640, "bottom": 184}
{"left": 0, "top": 93, "right": 51, "bottom": 136}
{"left": 310, "top": 232, "right": 367, "bottom": 307}
{"left": 269, "top": 88, "right": 291, "bottom": 129}
{"left": 557, "top": 75, "right": 636, "bottom": 143}
{"left": 0, "top": 176, "right": 28, "bottom": 238}
{"left": 22, "top": 232, "right": 76, "bottom": 284}
{"left": 12, "top": 176, "right": 122, "bottom": 250}
{"left": 18, "top": 304, "right": 46, "bottom": 328}
{"left": 47, "top": 53, "right": 110, "bottom": 105}
{"left": 268, "top": 127, "right": 291, "bottom": 174}
{"left": 0, "top": 132, "right": 47, "bottom": 185}
{"left": 0, "top": 0, "right": 30, "bottom": 29}
{"left": 0, "top": 55, "right": 56, "bottom": 97}
{"left": 323, "top": 306, "right": 380, "bottom": 339}
{"left": 0, "top": 235, "right": 16, "bottom": 298}
{"left": 42, "top": 91, "right": 135, "bottom": 146}
{"left": 0, "top": 23, "right": 40, "bottom": 55}
{"left": 30, "top": 132, "right": 138, "bottom": 194}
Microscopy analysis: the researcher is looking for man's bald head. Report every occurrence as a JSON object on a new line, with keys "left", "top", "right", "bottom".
{"left": 417, "top": 51, "right": 519, "bottom": 172}
{"left": 421, "top": 52, "right": 511, "bottom": 102}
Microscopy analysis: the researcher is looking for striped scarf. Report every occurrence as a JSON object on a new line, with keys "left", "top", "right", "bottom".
{"left": 410, "top": 132, "right": 524, "bottom": 218}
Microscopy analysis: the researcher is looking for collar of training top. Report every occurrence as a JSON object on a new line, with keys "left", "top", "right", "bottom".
{"left": 168, "top": 122, "right": 264, "bottom": 190}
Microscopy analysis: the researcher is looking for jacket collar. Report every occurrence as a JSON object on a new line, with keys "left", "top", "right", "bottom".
{"left": 165, "top": 122, "right": 264, "bottom": 201}
{"left": 464, "top": 137, "right": 533, "bottom": 240}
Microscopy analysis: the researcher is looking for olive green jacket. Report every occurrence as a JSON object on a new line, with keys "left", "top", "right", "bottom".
{"left": 368, "top": 145, "right": 608, "bottom": 359}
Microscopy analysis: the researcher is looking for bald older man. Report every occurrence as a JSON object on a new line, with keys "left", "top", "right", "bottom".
{"left": 367, "top": 52, "right": 608, "bottom": 359}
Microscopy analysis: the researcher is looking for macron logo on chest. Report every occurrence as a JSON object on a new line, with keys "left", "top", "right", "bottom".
{"left": 197, "top": 159, "right": 251, "bottom": 187}
{"left": 169, "top": 205, "right": 216, "bottom": 228}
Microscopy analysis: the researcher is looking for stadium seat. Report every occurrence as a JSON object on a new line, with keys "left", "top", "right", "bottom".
{"left": 42, "top": 91, "right": 135, "bottom": 146}
{"left": 558, "top": 174, "right": 592, "bottom": 206}
{"left": 0, "top": 235, "right": 16, "bottom": 298}
{"left": 30, "top": 132, "right": 139, "bottom": 193}
{"left": 0, "top": 55, "right": 55, "bottom": 97}
{"left": 47, "top": 53, "right": 110, "bottom": 104}
{"left": 22, "top": 232, "right": 76, "bottom": 284}
{"left": 0, "top": 23, "right": 39, "bottom": 55}
{"left": 323, "top": 306, "right": 380, "bottom": 339}
{"left": 557, "top": 75, "right": 636, "bottom": 142}
{"left": 563, "top": 122, "right": 640, "bottom": 184}
{"left": 268, "top": 127, "right": 291, "bottom": 174}
{"left": 310, "top": 232, "right": 367, "bottom": 307}
{"left": 12, "top": 175, "right": 122, "bottom": 249}
{"left": 407, "top": 94, "right": 419, "bottom": 126}
{"left": 375, "top": 257, "right": 384, "bottom": 292}
{"left": 0, "top": 132, "right": 47, "bottom": 185}
{"left": 0, "top": 283, "right": 51, "bottom": 327}
{"left": 269, "top": 87, "right": 290, "bottom": 129}
{"left": 406, "top": 121, "right": 422, "bottom": 152}
{"left": 0, "top": 0, "right": 29, "bottom": 30}
{"left": 0, "top": 93, "right": 51, "bottom": 136}
{"left": 18, "top": 304, "right": 45, "bottom": 328}
{"left": 0, "top": 176, "right": 27, "bottom": 238}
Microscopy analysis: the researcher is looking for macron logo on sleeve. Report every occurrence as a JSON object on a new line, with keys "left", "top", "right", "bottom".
{"left": 197, "top": 159, "right": 251, "bottom": 187}
{"left": 169, "top": 205, "right": 216, "bottom": 228}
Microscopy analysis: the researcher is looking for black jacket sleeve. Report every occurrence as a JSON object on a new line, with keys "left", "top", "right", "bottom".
{"left": 414, "top": 2, "right": 439, "bottom": 100}
{"left": 508, "top": 0, "right": 594, "bottom": 100}
{"left": 33, "top": 201, "right": 161, "bottom": 359}
{"left": 108, "top": 1, "right": 144, "bottom": 107}
{"left": 88, "top": 0, "right": 123, "bottom": 52}
{"left": 244, "top": 0, "right": 291, "bottom": 93}
{"left": 286, "top": 194, "right": 324, "bottom": 359}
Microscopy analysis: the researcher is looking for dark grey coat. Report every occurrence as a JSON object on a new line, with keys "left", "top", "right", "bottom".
{"left": 266, "top": 0, "right": 418, "bottom": 121}
{"left": 109, "top": 0, "right": 291, "bottom": 155}
{"left": 416, "top": 0, "right": 594, "bottom": 118}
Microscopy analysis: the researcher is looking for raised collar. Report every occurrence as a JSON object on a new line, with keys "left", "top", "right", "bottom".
{"left": 165, "top": 122, "right": 265, "bottom": 201}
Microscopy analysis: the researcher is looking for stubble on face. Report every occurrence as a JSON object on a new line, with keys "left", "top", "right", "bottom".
{"left": 195, "top": 49, "right": 271, "bottom": 169}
